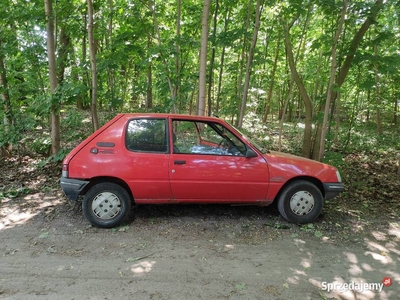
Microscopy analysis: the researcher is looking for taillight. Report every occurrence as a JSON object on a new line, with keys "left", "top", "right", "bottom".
{"left": 62, "top": 164, "right": 69, "bottom": 178}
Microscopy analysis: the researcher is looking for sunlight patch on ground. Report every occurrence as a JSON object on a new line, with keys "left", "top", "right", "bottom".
{"left": 0, "top": 193, "right": 62, "bottom": 230}
{"left": 364, "top": 251, "right": 393, "bottom": 265}
{"left": 300, "top": 258, "right": 311, "bottom": 269}
{"left": 130, "top": 261, "right": 156, "bottom": 275}
{"left": 0, "top": 209, "right": 34, "bottom": 230}
{"left": 224, "top": 244, "right": 235, "bottom": 251}
{"left": 388, "top": 222, "right": 400, "bottom": 238}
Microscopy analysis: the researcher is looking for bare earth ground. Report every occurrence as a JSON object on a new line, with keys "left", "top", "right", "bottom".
{"left": 0, "top": 158, "right": 399, "bottom": 300}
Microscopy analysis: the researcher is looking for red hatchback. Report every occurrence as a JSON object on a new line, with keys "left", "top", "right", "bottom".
{"left": 60, "top": 113, "right": 344, "bottom": 228}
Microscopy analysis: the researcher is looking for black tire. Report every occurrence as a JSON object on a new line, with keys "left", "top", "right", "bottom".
{"left": 277, "top": 180, "right": 323, "bottom": 224}
{"left": 82, "top": 182, "right": 131, "bottom": 228}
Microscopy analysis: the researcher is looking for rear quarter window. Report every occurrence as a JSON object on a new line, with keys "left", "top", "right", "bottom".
{"left": 126, "top": 118, "right": 168, "bottom": 153}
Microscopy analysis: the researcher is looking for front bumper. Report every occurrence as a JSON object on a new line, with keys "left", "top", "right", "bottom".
{"left": 60, "top": 177, "right": 89, "bottom": 201}
{"left": 323, "top": 182, "right": 344, "bottom": 200}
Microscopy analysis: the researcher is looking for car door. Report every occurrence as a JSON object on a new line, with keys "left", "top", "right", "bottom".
{"left": 169, "top": 119, "right": 269, "bottom": 203}
{"left": 124, "top": 117, "right": 173, "bottom": 202}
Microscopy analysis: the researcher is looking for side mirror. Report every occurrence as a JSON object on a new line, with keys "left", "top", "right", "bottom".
{"left": 245, "top": 148, "right": 257, "bottom": 158}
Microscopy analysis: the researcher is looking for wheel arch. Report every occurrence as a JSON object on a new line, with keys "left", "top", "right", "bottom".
{"left": 82, "top": 177, "right": 135, "bottom": 203}
{"left": 273, "top": 176, "right": 324, "bottom": 203}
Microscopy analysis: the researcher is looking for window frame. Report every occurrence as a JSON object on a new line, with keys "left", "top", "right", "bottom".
{"left": 171, "top": 119, "right": 247, "bottom": 157}
{"left": 125, "top": 117, "right": 169, "bottom": 154}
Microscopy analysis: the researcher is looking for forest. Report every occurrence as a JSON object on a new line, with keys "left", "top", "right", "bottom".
{"left": 0, "top": 0, "right": 399, "bottom": 164}
{"left": 1, "top": 2, "right": 400, "bottom": 297}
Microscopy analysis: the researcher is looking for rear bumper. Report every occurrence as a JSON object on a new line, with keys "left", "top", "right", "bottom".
{"left": 323, "top": 183, "right": 344, "bottom": 200}
{"left": 60, "top": 177, "right": 89, "bottom": 201}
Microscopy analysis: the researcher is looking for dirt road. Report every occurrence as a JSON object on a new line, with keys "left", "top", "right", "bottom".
{"left": 1, "top": 191, "right": 399, "bottom": 300}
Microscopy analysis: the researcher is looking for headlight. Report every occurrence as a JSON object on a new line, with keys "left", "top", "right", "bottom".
{"left": 336, "top": 170, "right": 342, "bottom": 182}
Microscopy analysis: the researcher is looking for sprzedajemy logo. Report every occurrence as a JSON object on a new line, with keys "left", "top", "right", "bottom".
{"left": 321, "top": 277, "right": 393, "bottom": 293}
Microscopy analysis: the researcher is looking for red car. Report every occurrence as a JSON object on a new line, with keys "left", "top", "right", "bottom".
{"left": 60, "top": 113, "right": 344, "bottom": 228}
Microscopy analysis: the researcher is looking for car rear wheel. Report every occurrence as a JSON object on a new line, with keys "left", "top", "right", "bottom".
{"left": 277, "top": 180, "right": 323, "bottom": 224}
{"left": 83, "top": 182, "right": 131, "bottom": 228}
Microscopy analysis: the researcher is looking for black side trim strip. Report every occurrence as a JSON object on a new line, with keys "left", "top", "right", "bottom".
{"left": 96, "top": 142, "right": 115, "bottom": 147}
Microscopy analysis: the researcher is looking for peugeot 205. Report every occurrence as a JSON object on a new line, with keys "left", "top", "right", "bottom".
{"left": 60, "top": 113, "right": 344, "bottom": 228}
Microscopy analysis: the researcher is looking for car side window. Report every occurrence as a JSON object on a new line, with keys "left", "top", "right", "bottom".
{"left": 126, "top": 118, "right": 167, "bottom": 153}
{"left": 172, "top": 120, "right": 246, "bottom": 156}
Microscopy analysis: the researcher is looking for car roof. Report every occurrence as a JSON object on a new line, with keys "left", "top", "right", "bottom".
{"left": 118, "top": 113, "right": 223, "bottom": 122}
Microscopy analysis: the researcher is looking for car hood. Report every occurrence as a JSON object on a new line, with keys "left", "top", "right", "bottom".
{"left": 262, "top": 151, "right": 338, "bottom": 183}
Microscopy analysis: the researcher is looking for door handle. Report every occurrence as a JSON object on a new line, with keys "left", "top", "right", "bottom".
{"left": 174, "top": 160, "right": 186, "bottom": 165}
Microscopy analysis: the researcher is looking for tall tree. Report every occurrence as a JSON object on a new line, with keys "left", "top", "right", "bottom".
{"left": 57, "top": 26, "right": 71, "bottom": 84}
{"left": 262, "top": 29, "right": 280, "bottom": 123}
{"left": 237, "top": 0, "right": 262, "bottom": 128}
{"left": 374, "top": 43, "right": 383, "bottom": 135}
{"left": 175, "top": 0, "right": 181, "bottom": 111}
{"left": 197, "top": 0, "right": 210, "bottom": 116}
{"left": 87, "top": 0, "right": 99, "bottom": 131}
{"left": 207, "top": 0, "right": 219, "bottom": 116}
{"left": 146, "top": 34, "right": 153, "bottom": 111}
{"left": 44, "top": 0, "right": 60, "bottom": 155}
{"left": 235, "top": 1, "right": 252, "bottom": 125}
{"left": 316, "top": 0, "right": 347, "bottom": 161}
{"left": 0, "top": 38, "right": 13, "bottom": 128}
{"left": 215, "top": 7, "right": 231, "bottom": 114}
{"left": 282, "top": 18, "right": 313, "bottom": 158}
{"left": 0, "top": 36, "right": 14, "bottom": 157}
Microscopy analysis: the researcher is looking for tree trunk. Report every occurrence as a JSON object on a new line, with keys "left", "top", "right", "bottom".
{"left": 80, "top": 7, "right": 89, "bottom": 110}
{"left": 175, "top": 0, "right": 181, "bottom": 112}
{"left": 309, "top": 50, "right": 323, "bottom": 159}
{"left": 237, "top": 0, "right": 262, "bottom": 128}
{"left": 107, "top": 0, "right": 115, "bottom": 110}
{"left": 316, "top": 0, "right": 347, "bottom": 161}
{"left": 262, "top": 30, "right": 280, "bottom": 123}
{"left": 278, "top": 79, "right": 294, "bottom": 152}
{"left": 0, "top": 38, "right": 13, "bottom": 128}
{"left": 333, "top": 92, "right": 341, "bottom": 143}
{"left": 374, "top": 44, "right": 383, "bottom": 135}
{"left": 146, "top": 35, "right": 153, "bottom": 111}
{"left": 87, "top": 0, "right": 99, "bottom": 131}
{"left": 207, "top": 0, "right": 219, "bottom": 116}
{"left": 57, "top": 26, "right": 70, "bottom": 84}
{"left": 216, "top": 8, "right": 230, "bottom": 115}
{"left": 235, "top": 1, "right": 251, "bottom": 126}
{"left": 282, "top": 21, "right": 313, "bottom": 158}
{"left": 44, "top": 0, "right": 60, "bottom": 155}
{"left": 0, "top": 38, "right": 14, "bottom": 158}
{"left": 197, "top": 0, "right": 210, "bottom": 116}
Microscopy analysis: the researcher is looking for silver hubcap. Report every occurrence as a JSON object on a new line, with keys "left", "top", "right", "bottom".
{"left": 289, "top": 191, "right": 314, "bottom": 216}
{"left": 92, "top": 192, "right": 122, "bottom": 220}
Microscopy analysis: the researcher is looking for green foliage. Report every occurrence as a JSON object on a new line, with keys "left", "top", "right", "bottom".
{"left": 0, "top": 0, "right": 399, "bottom": 163}
{"left": 300, "top": 223, "right": 323, "bottom": 238}
{"left": 0, "top": 186, "right": 31, "bottom": 201}
{"left": 61, "top": 109, "right": 90, "bottom": 142}
{"left": 0, "top": 124, "right": 19, "bottom": 148}
{"left": 59, "top": 83, "right": 89, "bottom": 106}
{"left": 31, "top": 137, "right": 51, "bottom": 156}
{"left": 235, "top": 282, "right": 247, "bottom": 291}
{"left": 37, "top": 148, "right": 70, "bottom": 168}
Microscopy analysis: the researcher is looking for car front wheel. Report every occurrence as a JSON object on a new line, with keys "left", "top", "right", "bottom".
{"left": 277, "top": 180, "right": 323, "bottom": 224}
{"left": 82, "top": 182, "right": 131, "bottom": 228}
